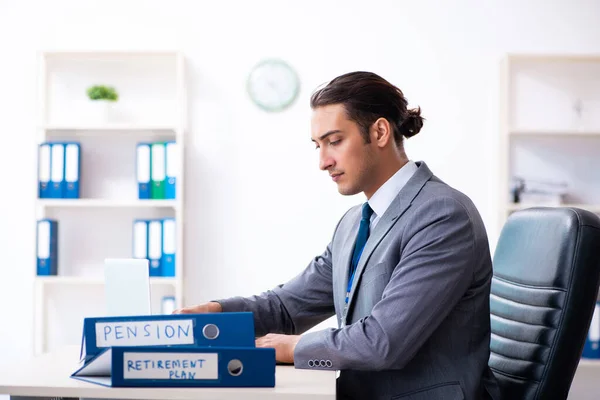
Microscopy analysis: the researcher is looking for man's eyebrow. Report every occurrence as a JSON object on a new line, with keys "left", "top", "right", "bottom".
{"left": 311, "top": 130, "right": 342, "bottom": 142}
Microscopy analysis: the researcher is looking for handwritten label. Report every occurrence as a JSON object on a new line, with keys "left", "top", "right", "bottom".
{"left": 95, "top": 319, "right": 194, "bottom": 347}
{"left": 123, "top": 352, "right": 218, "bottom": 380}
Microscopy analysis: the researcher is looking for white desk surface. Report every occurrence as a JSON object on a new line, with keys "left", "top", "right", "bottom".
{"left": 0, "top": 346, "right": 336, "bottom": 399}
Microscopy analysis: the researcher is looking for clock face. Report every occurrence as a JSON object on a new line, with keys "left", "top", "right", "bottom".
{"left": 247, "top": 59, "right": 300, "bottom": 112}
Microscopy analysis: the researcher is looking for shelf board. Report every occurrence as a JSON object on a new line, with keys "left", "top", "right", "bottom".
{"left": 509, "top": 129, "right": 600, "bottom": 137}
{"left": 43, "top": 51, "right": 183, "bottom": 59}
{"left": 37, "top": 199, "right": 178, "bottom": 209}
{"left": 506, "top": 53, "right": 600, "bottom": 63}
{"left": 43, "top": 123, "right": 179, "bottom": 132}
{"left": 507, "top": 203, "right": 600, "bottom": 213}
{"left": 35, "top": 276, "right": 176, "bottom": 285}
{"left": 579, "top": 359, "right": 600, "bottom": 367}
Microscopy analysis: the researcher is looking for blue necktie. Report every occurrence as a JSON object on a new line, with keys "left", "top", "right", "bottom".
{"left": 346, "top": 202, "right": 374, "bottom": 303}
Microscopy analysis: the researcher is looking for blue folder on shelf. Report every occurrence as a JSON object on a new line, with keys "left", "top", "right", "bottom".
{"left": 71, "top": 345, "right": 275, "bottom": 388}
{"left": 79, "top": 312, "right": 256, "bottom": 363}
{"left": 136, "top": 143, "right": 151, "bottom": 199}
{"left": 161, "top": 218, "right": 176, "bottom": 277}
{"left": 64, "top": 142, "right": 81, "bottom": 198}
{"left": 132, "top": 219, "right": 149, "bottom": 261}
{"left": 161, "top": 296, "right": 176, "bottom": 315}
{"left": 583, "top": 302, "right": 600, "bottom": 359}
{"left": 148, "top": 219, "right": 162, "bottom": 276}
{"left": 165, "top": 141, "right": 177, "bottom": 199}
{"left": 49, "top": 142, "right": 65, "bottom": 198}
{"left": 36, "top": 219, "right": 58, "bottom": 275}
{"left": 38, "top": 143, "right": 51, "bottom": 198}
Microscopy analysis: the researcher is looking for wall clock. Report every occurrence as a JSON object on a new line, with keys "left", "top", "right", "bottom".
{"left": 247, "top": 59, "right": 300, "bottom": 112}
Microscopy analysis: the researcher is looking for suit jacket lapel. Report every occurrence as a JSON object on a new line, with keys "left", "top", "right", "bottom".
{"left": 344, "top": 161, "right": 434, "bottom": 318}
{"left": 336, "top": 213, "right": 360, "bottom": 316}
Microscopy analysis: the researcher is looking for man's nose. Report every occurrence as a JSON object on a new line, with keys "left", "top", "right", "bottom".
{"left": 319, "top": 150, "right": 334, "bottom": 171}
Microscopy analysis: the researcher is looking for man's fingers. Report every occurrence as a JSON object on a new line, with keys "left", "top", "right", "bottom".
{"left": 171, "top": 303, "right": 222, "bottom": 315}
{"left": 255, "top": 336, "right": 271, "bottom": 348}
{"left": 172, "top": 307, "right": 193, "bottom": 314}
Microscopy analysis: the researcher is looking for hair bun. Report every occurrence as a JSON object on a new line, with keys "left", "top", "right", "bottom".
{"left": 401, "top": 107, "right": 424, "bottom": 138}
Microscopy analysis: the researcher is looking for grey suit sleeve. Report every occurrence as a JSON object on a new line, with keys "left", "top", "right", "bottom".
{"left": 215, "top": 242, "right": 336, "bottom": 337}
{"left": 294, "top": 196, "right": 477, "bottom": 370}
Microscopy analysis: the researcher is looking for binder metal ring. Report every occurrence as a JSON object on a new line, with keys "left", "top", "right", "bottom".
{"left": 227, "top": 359, "right": 244, "bottom": 376}
{"left": 202, "top": 323, "right": 220, "bottom": 339}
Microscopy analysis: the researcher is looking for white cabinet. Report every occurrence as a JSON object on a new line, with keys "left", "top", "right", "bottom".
{"left": 499, "top": 54, "right": 600, "bottom": 227}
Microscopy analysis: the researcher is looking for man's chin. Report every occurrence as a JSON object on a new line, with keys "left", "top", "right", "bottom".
{"left": 337, "top": 185, "right": 361, "bottom": 196}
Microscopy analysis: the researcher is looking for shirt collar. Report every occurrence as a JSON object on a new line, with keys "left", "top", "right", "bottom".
{"left": 368, "top": 160, "right": 418, "bottom": 219}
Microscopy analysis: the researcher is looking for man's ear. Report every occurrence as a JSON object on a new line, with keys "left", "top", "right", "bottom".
{"left": 371, "top": 118, "right": 392, "bottom": 147}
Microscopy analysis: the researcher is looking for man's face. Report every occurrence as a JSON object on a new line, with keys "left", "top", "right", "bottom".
{"left": 311, "top": 104, "right": 377, "bottom": 196}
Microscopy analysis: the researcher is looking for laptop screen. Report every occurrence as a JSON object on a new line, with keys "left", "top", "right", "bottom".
{"left": 104, "top": 258, "right": 152, "bottom": 316}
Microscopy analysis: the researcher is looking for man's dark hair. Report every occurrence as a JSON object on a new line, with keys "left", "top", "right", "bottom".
{"left": 310, "top": 71, "right": 424, "bottom": 146}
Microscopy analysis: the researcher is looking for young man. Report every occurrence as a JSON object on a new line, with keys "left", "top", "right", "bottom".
{"left": 175, "top": 72, "right": 500, "bottom": 400}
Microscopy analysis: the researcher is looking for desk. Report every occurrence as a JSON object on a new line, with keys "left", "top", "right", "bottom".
{"left": 0, "top": 346, "right": 336, "bottom": 400}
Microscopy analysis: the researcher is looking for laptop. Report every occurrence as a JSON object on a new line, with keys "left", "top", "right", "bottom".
{"left": 104, "top": 258, "right": 152, "bottom": 316}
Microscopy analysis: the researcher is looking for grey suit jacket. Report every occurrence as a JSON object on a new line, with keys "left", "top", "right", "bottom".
{"left": 217, "top": 161, "right": 500, "bottom": 400}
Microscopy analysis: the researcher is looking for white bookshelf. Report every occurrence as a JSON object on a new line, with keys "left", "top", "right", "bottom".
{"left": 43, "top": 124, "right": 180, "bottom": 131}
{"left": 35, "top": 276, "right": 178, "bottom": 285}
{"left": 509, "top": 129, "right": 600, "bottom": 137}
{"left": 499, "top": 54, "right": 600, "bottom": 227}
{"left": 499, "top": 54, "right": 600, "bottom": 394}
{"left": 38, "top": 199, "right": 179, "bottom": 209}
{"left": 34, "top": 51, "right": 187, "bottom": 355}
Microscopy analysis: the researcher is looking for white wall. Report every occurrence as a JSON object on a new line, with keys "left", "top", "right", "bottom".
{"left": 0, "top": 0, "right": 599, "bottom": 366}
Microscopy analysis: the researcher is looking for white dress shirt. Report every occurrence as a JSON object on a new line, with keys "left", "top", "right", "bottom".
{"left": 367, "top": 161, "right": 418, "bottom": 229}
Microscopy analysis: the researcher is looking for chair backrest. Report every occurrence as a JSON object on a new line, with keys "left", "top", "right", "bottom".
{"left": 489, "top": 207, "right": 600, "bottom": 399}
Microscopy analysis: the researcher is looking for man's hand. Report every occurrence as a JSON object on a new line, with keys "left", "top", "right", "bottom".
{"left": 172, "top": 302, "right": 223, "bottom": 314}
{"left": 255, "top": 334, "right": 301, "bottom": 364}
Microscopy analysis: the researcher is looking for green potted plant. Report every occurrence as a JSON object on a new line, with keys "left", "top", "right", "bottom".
{"left": 86, "top": 85, "right": 119, "bottom": 122}
{"left": 87, "top": 85, "right": 119, "bottom": 101}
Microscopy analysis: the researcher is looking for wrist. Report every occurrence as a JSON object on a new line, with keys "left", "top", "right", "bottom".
{"left": 209, "top": 302, "right": 223, "bottom": 313}
{"left": 289, "top": 335, "right": 302, "bottom": 363}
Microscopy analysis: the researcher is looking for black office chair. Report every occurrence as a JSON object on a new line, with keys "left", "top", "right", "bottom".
{"left": 489, "top": 207, "right": 600, "bottom": 400}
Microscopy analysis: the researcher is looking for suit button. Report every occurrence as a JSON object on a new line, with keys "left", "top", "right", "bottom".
{"left": 308, "top": 360, "right": 314, "bottom": 367}
{"left": 326, "top": 360, "right": 332, "bottom": 367}
{"left": 319, "top": 360, "right": 326, "bottom": 367}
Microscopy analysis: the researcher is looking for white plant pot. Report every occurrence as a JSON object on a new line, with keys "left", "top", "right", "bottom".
{"left": 87, "top": 100, "right": 118, "bottom": 124}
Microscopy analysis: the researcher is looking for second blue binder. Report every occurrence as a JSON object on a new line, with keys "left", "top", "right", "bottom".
{"left": 72, "top": 345, "right": 276, "bottom": 388}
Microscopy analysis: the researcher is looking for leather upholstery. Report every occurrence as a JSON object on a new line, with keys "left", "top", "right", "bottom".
{"left": 490, "top": 207, "right": 600, "bottom": 399}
